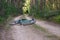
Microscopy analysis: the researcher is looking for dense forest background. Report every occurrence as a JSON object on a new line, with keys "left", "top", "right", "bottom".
{"left": 0, "top": 0, "right": 24, "bottom": 25}
{"left": 29, "top": 0, "right": 60, "bottom": 23}
{"left": 0, "top": 0, "right": 60, "bottom": 27}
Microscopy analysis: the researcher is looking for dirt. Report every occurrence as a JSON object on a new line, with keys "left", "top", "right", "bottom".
{"left": 0, "top": 15, "right": 60, "bottom": 40}
{"left": 25, "top": 15, "right": 60, "bottom": 37}
{"left": 36, "top": 20, "right": 60, "bottom": 37}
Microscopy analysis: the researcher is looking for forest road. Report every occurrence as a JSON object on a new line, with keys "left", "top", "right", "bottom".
{"left": 6, "top": 16, "right": 51, "bottom": 40}
{"left": 1, "top": 15, "right": 60, "bottom": 40}
{"left": 36, "top": 20, "right": 60, "bottom": 37}
{"left": 25, "top": 15, "right": 60, "bottom": 37}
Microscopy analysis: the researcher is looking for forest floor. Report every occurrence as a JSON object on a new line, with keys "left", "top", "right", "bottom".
{"left": 0, "top": 15, "right": 60, "bottom": 40}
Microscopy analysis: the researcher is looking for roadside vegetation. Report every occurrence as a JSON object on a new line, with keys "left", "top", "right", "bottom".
{"left": 0, "top": 0, "right": 25, "bottom": 29}
{"left": 25, "top": 0, "right": 60, "bottom": 24}
{"left": 51, "top": 15, "right": 60, "bottom": 24}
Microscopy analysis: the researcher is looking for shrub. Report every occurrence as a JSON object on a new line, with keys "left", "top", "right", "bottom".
{"left": 52, "top": 15, "right": 60, "bottom": 23}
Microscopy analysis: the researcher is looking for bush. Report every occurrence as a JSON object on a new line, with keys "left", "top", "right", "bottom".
{"left": 0, "top": 0, "right": 18, "bottom": 24}
{"left": 52, "top": 15, "right": 60, "bottom": 23}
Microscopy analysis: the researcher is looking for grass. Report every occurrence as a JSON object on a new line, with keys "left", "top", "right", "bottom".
{"left": 4, "top": 16, "right": 14, "bottom": 30}
{"left": 46, "top": 34, "right": 60, "bottom": 40}
{"left": 32, "top": 24, "right": 48, "bottom": 33}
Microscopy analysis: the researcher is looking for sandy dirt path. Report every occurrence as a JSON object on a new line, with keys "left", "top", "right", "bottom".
{"left": 8, "top": 16, "right": 48, "bottom": 40}
{"left": 0, "top": 15, "right": 60, "bottom": 40}
{"left": 10, "top": 25, "right": 49, "bottom": 40}
{"left": 36, "top": 20, "right": 60, "bottom": 37}
{"left": 2, "top": 24, "right": 48, "bottom": 40}
{"left": 25, "top": 15, "right": 60, "bottom": 37}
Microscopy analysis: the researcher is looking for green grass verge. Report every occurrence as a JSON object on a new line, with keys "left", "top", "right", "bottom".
{"left": 46, "top": 34, "right": 60, "bottom": 40}
{"left": 32, "top": 24, "right": 48, "bottom": 33}
{"left": 51, "top": 15, "right": 60, "bottom": 24}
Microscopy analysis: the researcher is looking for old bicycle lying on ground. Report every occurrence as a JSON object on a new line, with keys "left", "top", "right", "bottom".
{"left": 10, "top": 18, "right": 36, "bottom": 25}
